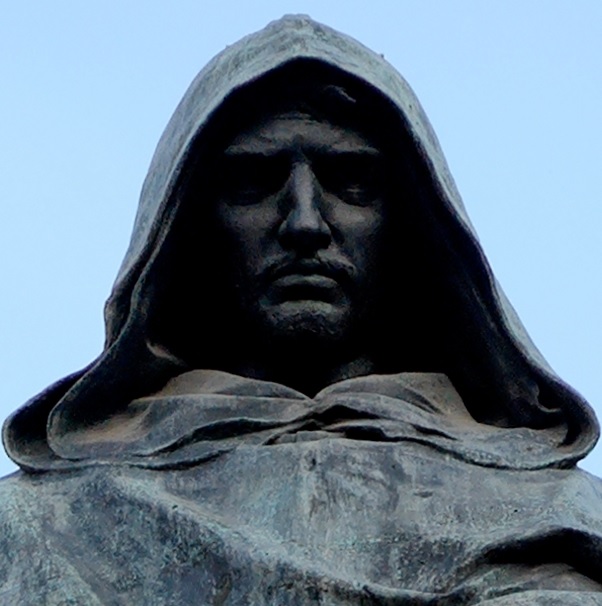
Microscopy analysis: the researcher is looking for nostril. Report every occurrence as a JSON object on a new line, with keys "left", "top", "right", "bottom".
{"left": 278, "top": 208, "right": 332, "bottom": 251}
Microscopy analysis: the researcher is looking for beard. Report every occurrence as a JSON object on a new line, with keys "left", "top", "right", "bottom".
{"left": 258, "top": 299, "right": 354, "bottom": 347}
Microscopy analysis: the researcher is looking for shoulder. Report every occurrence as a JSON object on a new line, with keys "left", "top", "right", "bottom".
{"left": 0, "top": 468, "right": 89, "bottom": 556}
{"left": 573, "top": 464, "right": 602, "bottom": 504}
{"left": 530, "top": 465, "right": 602, "bottom": 533}
{"left": 0, "top": 467, "right": 118, "bottom": 604}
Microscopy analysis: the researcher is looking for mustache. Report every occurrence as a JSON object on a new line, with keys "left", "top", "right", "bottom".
{"left": 261, "top": 256, "right": 357, "bottom": 285}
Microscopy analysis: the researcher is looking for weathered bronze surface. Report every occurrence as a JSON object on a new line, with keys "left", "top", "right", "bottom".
{"left": 1, "top": 15, "right": 602, "bottom": 604}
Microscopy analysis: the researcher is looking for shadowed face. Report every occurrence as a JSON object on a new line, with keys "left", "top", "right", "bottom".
{"left": 212, "top": 112, "right": 389, "bottom": 350}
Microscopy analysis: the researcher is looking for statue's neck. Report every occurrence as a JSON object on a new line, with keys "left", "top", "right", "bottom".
{"left": 231, "top": 352, "right": 377, "bottom": 397}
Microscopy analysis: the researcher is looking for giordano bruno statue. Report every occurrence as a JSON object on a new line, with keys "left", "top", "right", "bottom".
{"left": 2, "top": 15, "right": 602, "bottom": 606}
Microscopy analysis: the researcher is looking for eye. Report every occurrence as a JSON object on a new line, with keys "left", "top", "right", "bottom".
{"left": 312, "top": 154, "right": 383, "bottom": 206}
{"left": 218, "top": 155, "right": 289, "bottom": 205}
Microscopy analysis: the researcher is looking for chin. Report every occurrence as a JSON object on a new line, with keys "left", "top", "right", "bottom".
{"left": 262, "top": 300, "right": 351, "bottom": 345}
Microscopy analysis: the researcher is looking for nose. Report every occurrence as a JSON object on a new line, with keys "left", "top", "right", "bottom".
{"left": 278, "top": 162, "right": 332, "bottom": 253}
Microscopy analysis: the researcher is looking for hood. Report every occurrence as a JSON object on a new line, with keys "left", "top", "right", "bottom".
{"left": 3, "top": 15, "right": 597, "bottom": 472}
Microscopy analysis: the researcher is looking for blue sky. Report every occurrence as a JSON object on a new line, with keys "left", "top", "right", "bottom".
{"left": 0, "top": 1, "right": 601, "bottom": 476}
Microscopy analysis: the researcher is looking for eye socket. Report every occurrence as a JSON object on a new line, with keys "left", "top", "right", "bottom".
{"left": 218, "top": 155, "right": 290, "bottom": 205}
{"left": 312, "top": 154, "right": 383, "bottom": 206}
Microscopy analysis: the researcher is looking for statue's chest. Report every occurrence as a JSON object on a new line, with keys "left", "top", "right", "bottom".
{"left": 19, "top": 442, "right": 588, "bottom": 603}
{"left": 158, "top": 440, "right": 539, "bottom": 591}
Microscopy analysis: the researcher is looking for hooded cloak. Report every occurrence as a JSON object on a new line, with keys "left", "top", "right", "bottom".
{"left": 1, "top": 15, "right": 602, "bottom": 605}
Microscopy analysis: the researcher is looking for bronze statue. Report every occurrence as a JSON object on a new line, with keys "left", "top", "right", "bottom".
{"left": 1, "top": 16, "right": 602, "bottom": 604}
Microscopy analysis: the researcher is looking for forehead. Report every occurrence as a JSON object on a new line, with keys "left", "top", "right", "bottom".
{"left": 224, "top": 114, "right": 381, "bottom": 157}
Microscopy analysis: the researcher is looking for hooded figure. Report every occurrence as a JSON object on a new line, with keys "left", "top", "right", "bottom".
{"left": 1, "top": 15, "right": 602, "bottom": 605}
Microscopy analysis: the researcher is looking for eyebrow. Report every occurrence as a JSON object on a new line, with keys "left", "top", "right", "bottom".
{"left": 224, "top": 140, "right": 381, "bottom": 157}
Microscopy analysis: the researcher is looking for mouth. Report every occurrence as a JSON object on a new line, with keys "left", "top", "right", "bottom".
{"left": 267, "top": 261, "right": 345, "bottom": 302}
{"left": 272, "top": 274, "right": 339, "bottom": 301}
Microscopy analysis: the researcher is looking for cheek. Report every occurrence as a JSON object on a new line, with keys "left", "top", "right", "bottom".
{"left": 329, "top": 204, "right": 388, "bottom": 269}
{"left": 215, "top": 204, "right": 279, "bottom": 273}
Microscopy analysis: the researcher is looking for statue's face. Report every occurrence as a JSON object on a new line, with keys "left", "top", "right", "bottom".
{"left": 212, "top": 112, "right": 389, "bottom": 349}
